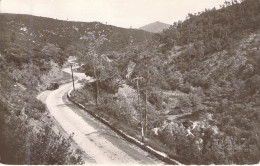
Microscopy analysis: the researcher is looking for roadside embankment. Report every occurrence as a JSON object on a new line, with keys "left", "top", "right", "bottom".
{"left": 67, "top": 89, "right": 184, "bottom": 165}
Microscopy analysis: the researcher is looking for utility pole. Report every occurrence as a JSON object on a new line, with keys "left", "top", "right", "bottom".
{"left": 70, "top": 63, "right": 75, "bottom": 91}
{"left": 144, "top": 89, "right": 148, "bottom": 133}
{"left": 132, "top": 76, "right": 144, "bottom": 142}
{"left": 144, "top": 77, "right": 150, "bottom": 135}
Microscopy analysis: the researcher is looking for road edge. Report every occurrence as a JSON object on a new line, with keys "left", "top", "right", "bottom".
{"left": 67, "top": 89, "right": 183, "bottom": 165}
{"left": 36, "top": 83, "right": 94, "bottom": 164}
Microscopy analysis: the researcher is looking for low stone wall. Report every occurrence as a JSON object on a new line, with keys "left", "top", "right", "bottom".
{"left": 67, "top": 89, "right": 184, "bottom": 165}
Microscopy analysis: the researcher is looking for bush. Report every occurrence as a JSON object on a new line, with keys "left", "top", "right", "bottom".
{"left": 148, "top": 92, "right": 164, "bottom": 110}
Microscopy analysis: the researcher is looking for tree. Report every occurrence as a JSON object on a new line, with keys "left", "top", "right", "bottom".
{"left": 83, "top": 32, "right": 108, "bottom": 106}
{"left": 128, "top": 45, "right": 167, "bottom": 139}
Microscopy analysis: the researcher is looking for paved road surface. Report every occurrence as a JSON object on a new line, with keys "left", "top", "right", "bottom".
{"left": 37, "top": 68, "right": 163, "bottom": 164}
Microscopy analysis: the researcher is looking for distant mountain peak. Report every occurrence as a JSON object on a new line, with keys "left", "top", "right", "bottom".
{"left": 140, "top": 21, "right": 170, "bottom": 33}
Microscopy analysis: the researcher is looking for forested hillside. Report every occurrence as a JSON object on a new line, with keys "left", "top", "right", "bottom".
{"left": 0, "top": 13, "right": 151, "bottom": 164}
{"left": 71, "top": 0, "right": 260, "bottom": 164}
{"left": 1, "top": 0, "right": 259, "bottom": 164}
{"left": 159, "top": 0, "right": 260, "bottom": 53}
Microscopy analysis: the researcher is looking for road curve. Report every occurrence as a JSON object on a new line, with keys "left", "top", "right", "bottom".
{"left": 38, "top": 68, "right": 163, "bottom": 165}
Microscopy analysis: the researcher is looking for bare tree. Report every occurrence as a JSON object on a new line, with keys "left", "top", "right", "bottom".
{"left": 83, "top": 32, "right": 108, "bottom": 106}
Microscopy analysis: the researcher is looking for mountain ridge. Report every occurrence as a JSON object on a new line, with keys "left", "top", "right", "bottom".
{"left": 140, "top": 21, "right": 170, "bottom": 33}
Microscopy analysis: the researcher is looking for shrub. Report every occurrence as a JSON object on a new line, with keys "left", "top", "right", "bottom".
{"left": 148, "top": 92, "right": 164, "bottom": 110}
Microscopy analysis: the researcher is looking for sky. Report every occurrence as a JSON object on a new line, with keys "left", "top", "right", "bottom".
{"left": 1, "top": 0, "right": 228, "bottom": 28}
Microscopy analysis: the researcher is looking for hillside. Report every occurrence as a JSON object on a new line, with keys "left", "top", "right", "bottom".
{"left": 135, "top": 0, "right": 260, "bottom": 164}
{"left": 1, "top": 0, "right": 260, "bottom": 164}
{"left": 140, "top": 21, "right": 170, "bottom": 33}
{"left": 0, "top": 13, "right": 152, "bottom": 164}
{"left": 71, "top": 0, "right": 260, "bottom": 164}
{"left": 0, "top": 13, "right": 151, "bottom": 54}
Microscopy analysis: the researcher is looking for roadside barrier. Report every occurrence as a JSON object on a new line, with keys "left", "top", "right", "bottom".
{"left": 67, "top": 89, "right": 184, "bottom": 165}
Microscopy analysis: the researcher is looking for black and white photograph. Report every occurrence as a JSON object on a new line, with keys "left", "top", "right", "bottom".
{"left": 0, "top": 0, "right": 259, "bottom": 165}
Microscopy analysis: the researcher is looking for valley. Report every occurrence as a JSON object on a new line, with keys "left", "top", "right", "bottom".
{"left": 0, "top": 0, "right": 259, "bottom": 164}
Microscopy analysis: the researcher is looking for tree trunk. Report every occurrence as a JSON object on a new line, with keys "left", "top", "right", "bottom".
{"left": 144, "top": 89, "right": 148, "bottom": 134}
{"left": 93, "top": 60, "right": 99, "bottom": 106}
{"left": 70, "top": 64, "right": 75, "bottom": 91}
{"left": 136, "top": 80, "right": 141, "bottom": 121}
{"left": 136, "top": 80, "right": 144, "bottom": 142}
{"left": 95, "top": 79, "right": 99, "bottom": 106}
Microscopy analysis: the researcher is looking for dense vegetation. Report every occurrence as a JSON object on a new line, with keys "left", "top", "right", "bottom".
{"left": 72, "top": 0, "right": 260, "bottom": 164}
{"left": 159, "top": 0, "right": 260, "bottom": 53}
{"left": 1, "top": 0, "right": 259, "bottom": 164}
{"left": 0, "top": 67, "right": 83, "bottom": 164}
{"left": 0, "top": 15, "right": 85, "bottom": 164}
{"left": 0, "top": 11, "right": 154, "bottom": 164}
{"left": 0, "top": 13, "right": 151, "bottom": 164}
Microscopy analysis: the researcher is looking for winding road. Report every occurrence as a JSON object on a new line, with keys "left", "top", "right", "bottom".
{"left": 37, "top": 67, "right": 163, "bottom": 164}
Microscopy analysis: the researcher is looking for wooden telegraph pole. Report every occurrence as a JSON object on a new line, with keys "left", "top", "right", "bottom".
{"left": 144, "top": 89, "right": 148, "bottom": 133}
{"left": 70, "top": 63, "right": 75, "bottom": 91}
{"left": 144, "top": 77, "right": 150, "bottom": 134}
{"left": 132, "top": 76, "right": 144, "bottom": 142}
